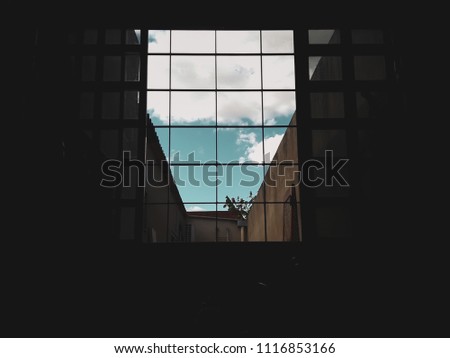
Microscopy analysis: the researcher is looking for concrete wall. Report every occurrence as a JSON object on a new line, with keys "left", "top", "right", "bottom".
{"left": 247, "top": 113, "right": 301, "bottom": 241}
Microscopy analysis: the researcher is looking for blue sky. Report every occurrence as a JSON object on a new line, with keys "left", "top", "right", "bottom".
{"left": 146, "top": 30, "right": 297, "bottom": 212}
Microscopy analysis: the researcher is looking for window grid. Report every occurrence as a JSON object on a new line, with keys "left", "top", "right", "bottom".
{"left": 146, "top": 30, "right": 298, "bottom": 242}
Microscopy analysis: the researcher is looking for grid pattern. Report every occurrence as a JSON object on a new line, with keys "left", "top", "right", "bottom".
{"left": 145, "top": 30, "right": 299, "bottom": 242}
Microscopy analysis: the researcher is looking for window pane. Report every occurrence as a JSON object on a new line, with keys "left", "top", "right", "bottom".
{"left": 356, "top": 91, "right": 388, "bottom": 118}
{"left": 171, "top": 91, "right": 215, "bottom": 125}
{"left": 352, "top": 29, "right": 384, "bottom": 44}
{"left": 217, "top": 91, "right": 262, "bottom": 126}
{"left": 121, "top": 166, "right": 137, "bottom": 199}
{"left": 172, "top": 31, "right": 215, "bottom": 53}
{"left": 123, "top": 128, "right": 139, "bottom": 158}
{"left": 171, "top": 128, "right": 216, "bottom": 164}
{"left": 266, "top": 203, "right": 301, "bottom": 241}
{"left": 81, "top": 56, "right": 96, "bottom": 81}
{"left": 263, "top": 91, "right": 296, "bottom": 125}
{"left": 312, "top": 130, "right": 347, "bottom": 157}
{"left": 171, "top": 56, "right": 215, "bottom": 89}
{"left": 216, "top": 31, "right": 260, "bottom": 53}
{"left": 309, "top": 56, "right": 342, "bottom": 80}
{"left": 354, "top": 56, "right": 386, "bottom": 80}
{"left": 147, "top": 56, "right": 169, "bottom": 89}
{"left": 80, "top": 92, "right": 94, "bottom": 119}
{"left": 218, "top": 165, "right": 264, "bottom": 206}
{"left": 100, "top": 130, "right": 119, "bottom": 159}
{"left": 262, "top": 31, "right": 294, "bottom": 53}
{"left": 125, "top": 54, "right": 140, "bottom": 82}
{"left": 186, "top": 206, "right": 217, "bottom": 242}
{"left": 308, "top": 29, "right": 340, "bottom": 44}
{"left": 262, "top": 55, "right": 295, "bottom": 89}
{"left": 105, "top": 29, "right": 121, "bottom": 44}
{"left": 310, "top": 92, "right": 345, "bottom": 118}
{"left": 103, "top": 56, "right": 121, "bottom": 81}
{"left": 147, "top": 91, "right": 169, "bottom": 125}
{"left": 217, "top": 56, "right": 261, "bottom": 89}
{"left": 124, "top": 91, "right": 139, "bottom": 119}
{"left": 218, "top": 128, "right": 263, "bottom": 163}
{"left": 170, "top": 165, "right": 216, "bottom": 203}
{"left": 148, "top": 30, "right": 170, "bottom": 53}
{"left": 147, "top": 126, "right": 169, "bottom": 162}
{"left": 126, "top": 29, "right": 141, "bottom": 44}
{"left": 247, "top": 203, "right": 265, "bottom": 241}
{"left": 264, "top": 126, "right": 298, "bottom": 163}
{"left": 83, "top": 29, "right": 98, "bottom": 44}
{"left": 102, "top": 92, "right": 120, "bottom": 119}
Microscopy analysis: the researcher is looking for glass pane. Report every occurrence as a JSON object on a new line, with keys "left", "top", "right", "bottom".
{"left": 83, "top": 29, "right": 98, "bottom": 44}
{"left": 103, "top": 56, "right": 121, "bottom": 81}
{"left": 218, "top": 128, "right": 263, "bottom": 163}
{"left": 171, "top": 56, "right": 215, "bottom": 89}
{"left": 102, "top": 92, "right": 120, "bottom": 119}
{"left": 262, "top": 31, "right": 294, "bottom": 53}
{"left": 126, "top": 29, "right": 141, "bottom": 44}
{"left": 354, "top": 56, "right": 386, "bottom": 80}
{"left": 217, "top": 56, "right": 261, "bottom": 89}
{"left": 80, "top": 92, "right": 94, "bottom": 119}
{"left": 172, "top": 31, "right": 215, "bottom": 53}
{"left": 147, "top": 55, "right": 169, "bottom": 89}
{"left": 216, "top": 31, "right": 260, "bottom": 53}
{"left": 145, "top": 204, "right": 168, "bottom": 242}
{"left": 171, "top": 91, "right": 215, "bottom": 125}
{"left": 125, "top": 54, "right": 140, "bottom": 81}
{"left": 352, "top": 29, "right": 384, "bottom": 44}
{"left": 123, "top": 128, "right": 139, "bottom": 158}
{"left": 124, "top": 91, "right": 139, "bottom": 119}
{"left": 120, "top": 207, "right": 135, "bottom": 240}
{"left": 186, "top": 203, "right": 216, "bottom": 213}
{"left": 105, "top": 29, "right": 121, "bottom": 44}
{"left": 145, "top": 170, "right": 169, "bottom": 203}
{"left": 314, "top": 165, "right": 350, "bottom": 197}
{"left": 356, "top": 91, "right": 388, "bottom": 118}
{"left": 121, "top": 166, "right": 137, "bottom": 199}
{"left": 266, "top": 203, "right": 301, "bottom": 241}
{"left": 218, "top": 165, "right": 264, "bottom": 206}
{"left": 148, "top": 30, "right": 170, "bottom": 53}
{"left": 316, "top": 206, "right": 351, "bottom": 237}
{"left": 264, "top": 127, "right": 298, "bottom": 164}
{"left": 148, "top": 127, "right": 169, "bottom": 161}
{"left": 81, "top": 56, "right": 96, "bottom": 81}
{"left": 263, "top": 91, "right": 296, "bottom": 125}
{"left": 312, "top": 130, "right": 347, "bottom": 157}
{"left": 265, "top": 164, "right": 301, "bottom": 200}
{"left": 100, "top": 130, "right": 119, "bottom": 159}
{"left": 310, "top": 92, "right": 345, "bottom": 118}
{"left": 171, "top": 128, "right": 216, "bottom": 164}
{"left": 170, "top": 165, "right": 216, "bottom": 203}
{"left": 186, "top": 206, "right": 217, "bottom": 242}
{"left": 309, "top": 56, "right": 342, "bottom": 80}
{"left": 262, "top": 55, "right": 295, "bottom": 89}
{"left": 358, "top": 130, "right": 372, "bottom": 158}
{"left": 217, "top": 91, "right": 262, "bottom": 125}
{"left": 247, "top": 203, "right": 265, "bottom": 242}
{"left": 308, "top": 29, "right": 340, "bottom": 44}
{"left": 147, "top": 91, "right": 169, "bottom": 125}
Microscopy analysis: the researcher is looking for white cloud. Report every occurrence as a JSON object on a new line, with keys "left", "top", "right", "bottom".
{"left": 237, "top": 130, "right": 284, "bottom": 163}
{"left": 262, "top": 31, "right": 294, "bottom": 53}
{"left": 263, "top": 56, "right": 295, "bottom": 89}
{"left": 171, "top": 92, "right": 215, "bottom": 124}
{"left": 217, "top": 31, "right": 260, "bottom": 53}
{"left": 263, "top": 91, "right": 296, "bottom": 125}
{"left": 187, "top": 205, "right": 206, "bottom": 212}
{"left": 148, "top": 30, "right": 170, "bottom": 52}
{"left": 218, "top": 92, "right": 262, "bottom": 125}
{"left": 172, "top": 31, "right": 215, "bottom": 53}
{"left": 172, "top": 56, "right": 215, "bottom": 89}
{"left": 217, "top": 56, "right": 261, "bottom": 89}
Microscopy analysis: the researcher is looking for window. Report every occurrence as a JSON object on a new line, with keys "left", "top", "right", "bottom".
{"left": 146, "top": 30, "right": 299, "bottom": 242}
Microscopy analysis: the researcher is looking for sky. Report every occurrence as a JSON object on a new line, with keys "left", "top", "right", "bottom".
{"left": 146, "top": 30, "right": 300, "bottom": 212}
